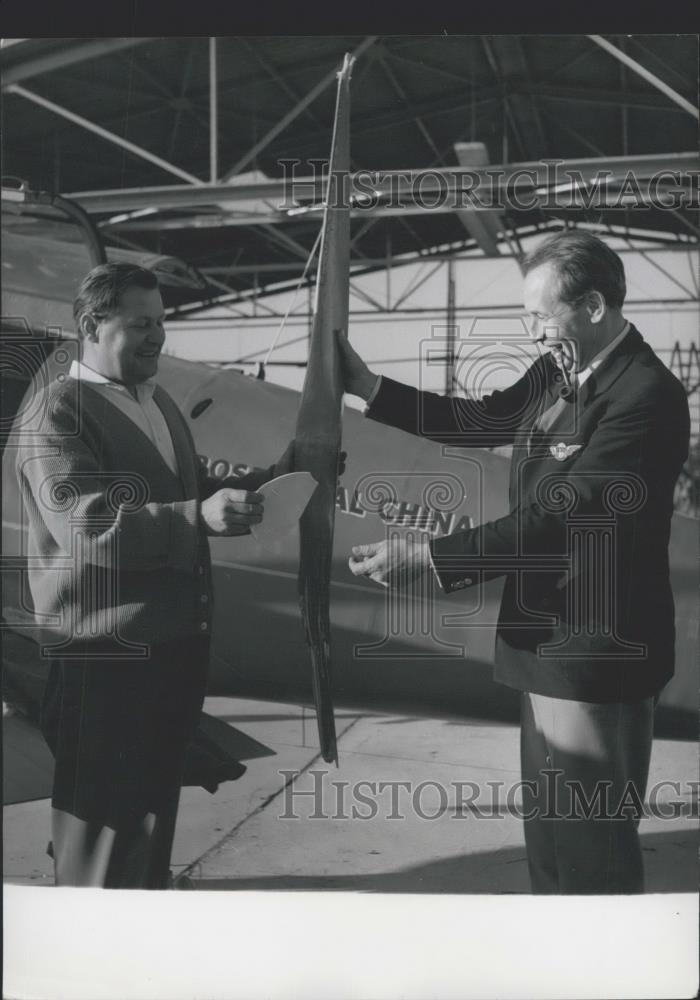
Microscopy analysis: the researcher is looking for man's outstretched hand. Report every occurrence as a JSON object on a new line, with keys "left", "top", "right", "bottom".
{"left": 336, "top": 329, "right": 379, "bottom": 401}
{"left": 348, "top": 536, "right": 431, "bottom": 588}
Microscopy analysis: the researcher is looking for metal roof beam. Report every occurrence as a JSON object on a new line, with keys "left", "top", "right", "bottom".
{"left": 588, "top": 34, "right": 699, "bottom": 120}
{"left": 491, "top": 36, "right": 548, "bottom": 158}
{"left": 101, "top": 196, "right": 699, "bottom": 230}
{"left": 538, "top": 106, "right": 607, "bottom": 158}
{"left": 209, "top": 37, "right": 218, "bottom": 182}
{"left": 632, "top": 243, "right": 697, "bottom": 299}
{"left": 377, "top": 51, "right": 445, "bottom": 165}
{"left": 244, "top": 89, "right": 502, "bottom": 163}
{"left": 528, "top": 81, "right": 695, "bottom": 113}
{"left": 480, "top": 36, "right": 512, "bottom": 162}
{"left": 236, "top": 40, "right": 420, "bottom": 257}
{"left": 381, "top": 49, "right": 481, "bottom": 90}
{"left": 666, "top": 208, "right": 700, "bottom": 239}
{"left": 453, "top": 142, "right": 503, "bottom": 257}
{"left": 222, "top": 36, "right": 377, "bottom": 180}
{"left": 0, "top": 37, "right": 151, "bottom": 88}
{"left": 81, "top": 45, "right": 361, "bottom": 133}
{"left": 167, "top": 39, "right": 198, "bottom": 161}
{"left": 239, "top": 38, "right": 325, "bottom": 132}
{"left": 5, "top": 84, "right": 204, "bottom": 186}
{"left": 252, "top": 224, "right": 310, "bottom": 261}
{"left": 627, "top": 37, "right": 694, "bottom": 93}
{"left": 251, "top": 223, "right": 376, "bottom": 304}
{"left": 67, "top": 151, "right": 699, "bottom": 215}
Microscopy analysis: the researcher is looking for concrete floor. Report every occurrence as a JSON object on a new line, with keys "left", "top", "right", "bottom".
{"left": 3, "top": 695, "right": 698, "bottom": 893}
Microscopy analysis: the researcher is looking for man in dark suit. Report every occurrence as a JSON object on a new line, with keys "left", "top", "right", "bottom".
{"left": 338, "top": 231, "right": 690, "bottom": 893}
{"left": 15, "top": 262, "right": 293, "bottom": 888}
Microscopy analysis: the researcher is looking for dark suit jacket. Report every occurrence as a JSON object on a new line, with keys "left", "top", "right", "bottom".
{"left": 367, "top": 326, "right": 690, "bottom": 703}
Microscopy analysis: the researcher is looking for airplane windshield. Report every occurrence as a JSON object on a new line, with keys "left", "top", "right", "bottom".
{"left": 2, "top": 191, "right": 216, "bottom": 343}
{"left": 2, "top": 208, "right": 94, "bottom": 339}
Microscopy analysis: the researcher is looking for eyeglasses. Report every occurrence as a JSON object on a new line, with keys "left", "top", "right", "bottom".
{"left": 527, "top": 297, "right": 586, "bottom": 326}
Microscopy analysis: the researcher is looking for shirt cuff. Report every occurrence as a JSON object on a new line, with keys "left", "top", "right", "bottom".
{"left": 363, "top": 375, "right": 383, "bottom": 413}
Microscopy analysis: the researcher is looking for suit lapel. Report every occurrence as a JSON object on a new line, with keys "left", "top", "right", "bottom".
{"left": 514, "top": 327, "right": 642, "bottom": 492}
{"left": 509, "top": 354, "right": 553, "bottom": 503}
{"left": 533, "top": 326, "right": 641, "bottom": 444}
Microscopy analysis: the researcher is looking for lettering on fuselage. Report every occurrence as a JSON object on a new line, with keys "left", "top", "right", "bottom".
{"left": 198, "top": 455, "right": 252, "bottom": 480}
{"left": 335, "top": 486, "right": 473, "bottom": 536}
{"left": 199, "top": 456, "right": 473, "bottom": 537}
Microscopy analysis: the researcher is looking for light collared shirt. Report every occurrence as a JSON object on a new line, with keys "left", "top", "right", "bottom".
{"left": 68, "top": 359, "right": 180, "bottom": 476}
{"left": 529, "top": 321, "right": 631, "bottom": 444}
{"left": 574, "top": 320, "right": 630, "bottom": 387}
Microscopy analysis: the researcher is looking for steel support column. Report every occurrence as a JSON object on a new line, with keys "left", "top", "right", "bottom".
{"left": 209, "top": 37, "right": 218, "bottom": 183}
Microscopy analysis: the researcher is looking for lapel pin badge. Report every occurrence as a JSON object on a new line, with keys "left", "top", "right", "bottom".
{"left": 550, "top": 442, "right": 582, "bottom": 462}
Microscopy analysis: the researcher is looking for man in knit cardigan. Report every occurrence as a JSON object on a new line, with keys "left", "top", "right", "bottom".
{"left": 15, "top": 262, "right": 291, "bottom": 889}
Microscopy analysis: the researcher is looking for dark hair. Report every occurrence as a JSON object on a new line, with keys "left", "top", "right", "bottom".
{"left": 522, "top": 231, "right": 626, "bottom": 309}
{"left": 73, "top": 263, "right": 159, "bottom": 333}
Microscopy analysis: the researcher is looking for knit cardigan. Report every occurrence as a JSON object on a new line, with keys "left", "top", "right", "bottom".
{"left": 15, "top": 377, "right": 216, "bottom": 655}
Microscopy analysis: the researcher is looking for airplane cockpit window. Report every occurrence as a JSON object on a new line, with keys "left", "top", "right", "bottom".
{"left": 2, "top": 204, "right": 93, "bottom": 339}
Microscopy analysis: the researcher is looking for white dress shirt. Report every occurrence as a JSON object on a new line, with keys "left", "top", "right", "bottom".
{"left": 574, "top": 320, "right": 630, "bottom": 387}
{"left": 68, "top": 359, "right": 180, "bottom": 476}
{"left": 527, "top": 320, "right": 631, "bottom": 446}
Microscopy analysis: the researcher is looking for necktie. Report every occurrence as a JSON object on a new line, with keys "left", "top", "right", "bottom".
{"left": 527, "top": 377, "right": 571, "bottom": 455}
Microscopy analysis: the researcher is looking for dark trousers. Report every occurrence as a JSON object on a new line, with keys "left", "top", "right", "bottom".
{"left": 520, "top": 690, "right": 655, "bottom": 894}
{"left": 40, "top": 635, "right": 210, "bottom": 889}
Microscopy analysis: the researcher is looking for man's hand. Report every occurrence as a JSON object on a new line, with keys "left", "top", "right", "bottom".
{"left": 336, "top": 329, "right": 379, "bottom": 401}
{"left": 348, "top": 536, "right": 431, "bottom": 588}
{"left": 200, "top": 488, "right": 264, "bottom": 537}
